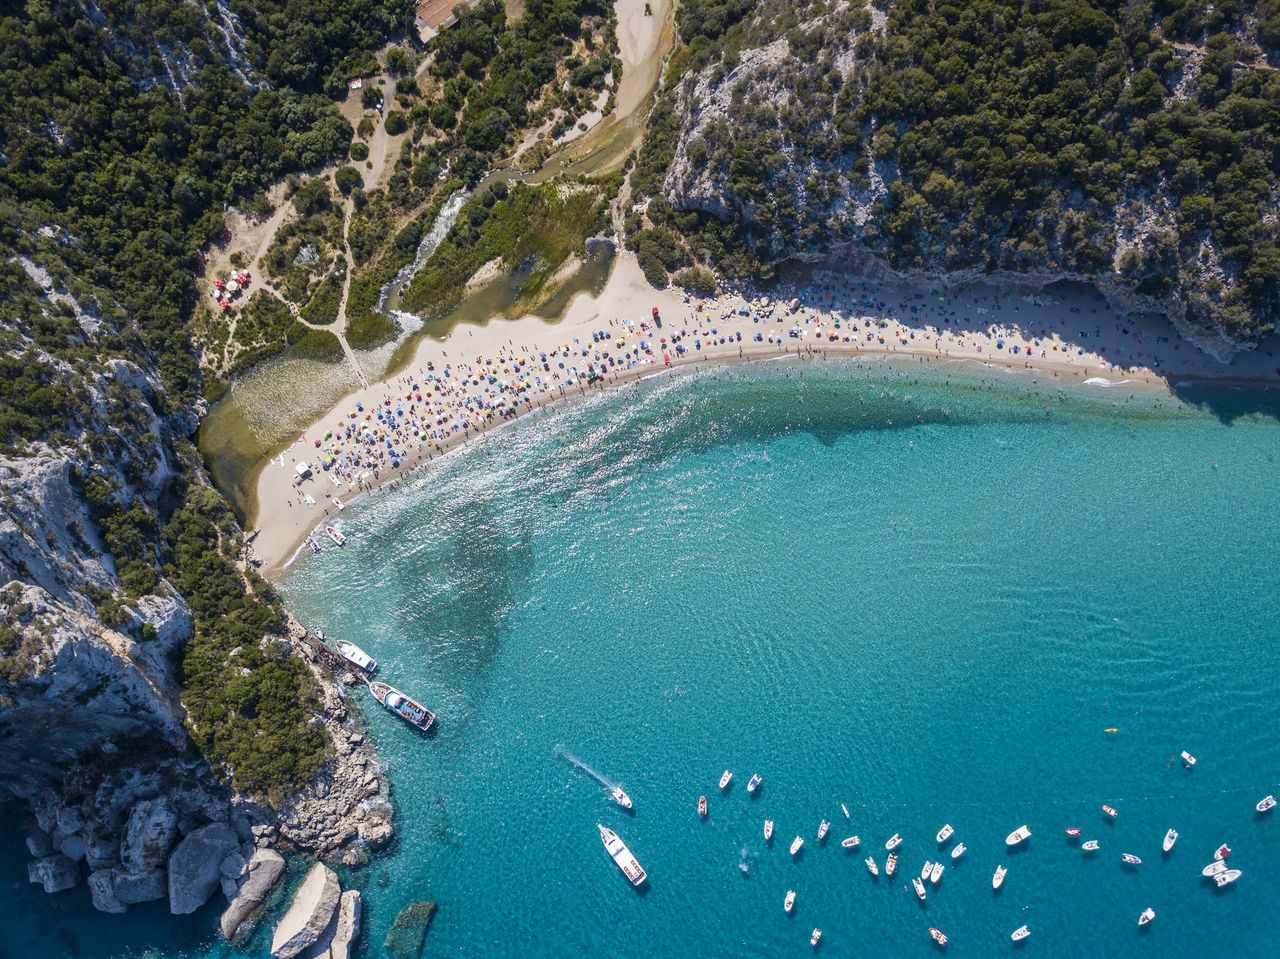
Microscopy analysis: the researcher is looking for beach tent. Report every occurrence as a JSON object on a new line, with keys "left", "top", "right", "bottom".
{"left": 296, "top": 462, "right": 312, "bottom": 477}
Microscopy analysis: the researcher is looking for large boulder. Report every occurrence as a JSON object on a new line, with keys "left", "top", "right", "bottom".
{"left": 27, "top": 853, "right": 80, "bottom": 893}
{"left": 121, "top": 799, "right": 178, "bottom": 873}
{"left": 167, "top": 822, "right": 239, "bottom": 914}
{"left": 88, "top": 869, "right": 127, "bottom": 913}
{"left": 325, "top": 889, "right": 362, "bottom": 959}
{"left": 114, "top": 867, "right": 167, "bottom": 904}
{"left": 270, "top": 863, "right": 341, "bottom": 959}
{"left": 219, "top": 848, "right": 286, "bottom": 942}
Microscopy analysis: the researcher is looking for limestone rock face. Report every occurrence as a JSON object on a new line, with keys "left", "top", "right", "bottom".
{"left": 88, "top": 869, "right": 126, "bottom": 913}
{"left": 167, "top": 822, "right": 239, "bottom": 914}
{"left": 113, "top": 867, "right": 167, "bottom": 905}
{"left": 121, "top": 799, "right": 178, "bottom": 873}
{"left": 27, "top": 853, "right": 80, "bottom": 893}
{"left": 270, "top": 862, "right": 340, "bottom": 959}
{"left": 219, "top": 847, "right": 286, "bottom": 942}
{"left": 326, "top": 889, "right": 362, "bottom": 959}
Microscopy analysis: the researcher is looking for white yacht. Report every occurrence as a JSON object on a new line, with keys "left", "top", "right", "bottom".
{"left": 1202, "top": 859, "right": 1229, "bottom": 877}
{"left": 610, "top": 786, "right": 633, "bottom": 810}
{"left": 936, "top": 823, "right": 954, "bottom": 844}
{"left": 1215, "top": 868, "right": 1242, "bottom": 887}
{"left": 992, "top": 864, "right": 1007, "bottom": 890}
{"left": 1005, "top": 824, "right": 1032, "bottom": 846}
{"left": 1162, "top": 828, "right": 1178, "bottom": 852}
{"left": 334, "top": 639, "right": 377, "bottom": 673}
{"left": 598, "top": 824, "right": 646, "bottom": 886}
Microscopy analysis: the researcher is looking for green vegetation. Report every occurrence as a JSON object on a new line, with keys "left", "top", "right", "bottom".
{"left": 401, "top": 181, "right": 610, "bottom": 316}
{"left": 301, "top": 272, "right": 344, "bottom": 326}
{"left": 636, "top": 0, "right": 1280, "bottom": 341}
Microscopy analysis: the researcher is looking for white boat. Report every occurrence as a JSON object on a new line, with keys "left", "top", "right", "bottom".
{"left": 865, "top": 856, "right": 879, "bottom": 876}
{"left": 1011, "top": 925, "right": 1030, "bottom": 942}
{"left": 790, "top": 836, "right": 804, "bottom": 857}
{"left": 992, "top": 864, "right": 1007, "bottom": 889}
{"left": 747, "top": 774, "right": 762, "bottom": 794}
{"left": 841, "top": 803, "right": 850, "bottom": 818}
{"left": 885, "top": 832, "right": 903, "bottom": 851}
{"left": 929, "top": 927, "right": 948, "bottom": 947}
{"left": 784, "top": 889, "right": 795, "bottom": 913}
{"left": 810, "top": 928, "right": 822, "bottom": 947}
{"left": 1122, "top": 853, "right": 1142, "bottom": 865}
{"left": 921, "top": 860, "right": 934, "bottom": 879}
{"left": 1005, "top": 824, "right": 1032, "bottom": 846}
{"left": 886, "top": 852, "right": 898, "bottom": 876}
{"left": 1138, "top": 907, "right": 1156, "bottom": 926}
{"left": 1101, "top": 804, "right": 1118, "bottom": 818}
{"left": 936, "top": 823, "right": 954, "bottom": 844}
{"left": 929, "top": 861, "right": 944, "bottom": 884}
{"left": 1081, "top": 840, "right": 1100, "bottom": 851}
{"left": 950, "top": 842, "right": 966, "bottom": 861}
{"left": 1202, "top": 860, "right": 1228, "bottom": 877}
{"left": 817, "top": 819, "right": 829, "bottom": 841}
{"left": 913, "top": 876, "right": 927, "bottom": 900}
{"left": 1162, "top": 828, "right": 1178, "bottom": 852}
{"left": 1215, "top": 868, "right": 1242, "bottom": 887}
{"left": 840, "top": 835, "right": 860, "bottom": 849}
{"left": 1257, "top": 794, "right": 1277, "bottom": 813}
{"left": 719, "top": 770, "right": 733, "bottom": 790}
{"left": 333, "top": 497, "right": 345, "bottom": 510}
{"left": 1215, "top": 843, "right": 1231, "bottom": 860}
{"left": 368, "top": 681, "right": 434, "bottom": 730}
{"left": 764, "top": 820, "right": 774, "bottom": 842}
{"left": 334, "top": 639, "right": 377, "bottom": 673}
{"left": 325, "top": 525, "right": 345, "bottom": 546}
{"left": 610, "top": 786, "right": 633, "bottom": 810}
{"left": 1180, "top": 750, "right": 1197, "bottom": 766}
{"left": 598, "top": 824, "right": 646, "bottom": 886}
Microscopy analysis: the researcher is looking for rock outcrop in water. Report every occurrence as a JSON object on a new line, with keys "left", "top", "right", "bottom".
{"left": 220, "top": 847, "right": 287, "bottom": 941}
{"left": 385, "top": 900, "right": 437, "bottom": 959}
{"left": 271, "top": 862, "right": 342, "bottom": 959}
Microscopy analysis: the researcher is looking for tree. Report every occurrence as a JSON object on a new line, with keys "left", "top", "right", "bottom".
{"left": 335, "top": 166, "right": 362, "bottom": 195}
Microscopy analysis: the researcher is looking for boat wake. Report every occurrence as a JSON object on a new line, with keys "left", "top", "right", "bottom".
{"left": 555, "top": 745, "right": 621, "bottom": 793}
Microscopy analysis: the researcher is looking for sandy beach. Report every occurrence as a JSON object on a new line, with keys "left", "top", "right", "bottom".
{"left": 247, "top": 250, "right": 1280, "bottom": 578}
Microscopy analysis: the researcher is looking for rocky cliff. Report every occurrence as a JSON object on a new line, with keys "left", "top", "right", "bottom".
{"left": 636, "top": 0, "right": 1280, "bottom": 358}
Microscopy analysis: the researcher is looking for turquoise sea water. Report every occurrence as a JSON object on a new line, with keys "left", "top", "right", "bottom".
{"left": 5, "top": 360, "right": 1280, "bottom": 958}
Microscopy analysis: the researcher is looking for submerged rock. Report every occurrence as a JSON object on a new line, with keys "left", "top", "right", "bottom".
{"left": 167, "top": 822, "right": 239, "bottom": 914}
{"left": 220, "top": 847, "right": 286, "bottom": 941}
{"left": 270, "top": 862, "right": 341, "bottom": 959}
{"left": 384, "top": 900, "right": 436, "bottom": 959}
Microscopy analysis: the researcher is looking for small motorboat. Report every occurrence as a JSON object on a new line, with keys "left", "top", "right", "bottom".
{"left": 1215, "top": 868, "right": 1242, "bottom": 887}
{"left": 1163, "top": 828, "right": 1178, "bottom": 852}
{"left": 764, "top": 820, "right": 774, "bottom": 842}
{"left": 1180, "top": 750, "right": 1197, "bottom": 767}
{"left": 1122, "top": 853, "right": 1142, "bottom": 866}
{"left": 929, "top": 861, "right": 944, "bottom": 884}
{"left": 817, "top": 819, "right": 830, "bottom": 842}
{"left": 1065, "top": 827, "right": 1082, "bottom": 838}
{"left": 610, "top": 786, "right": 633, "bottom": 810}
{"left": 950, "top": 842, "right": 966, "bottom": 861}
{"left": 865, "top": 856, "right": 879, "bottom": 876}
{"left": 841, "top": 803, "right": 850, "bottom": 818}
{"left": 790, "top": 836, "right": 804, "bottom": 857}
{"left": 1011, "top": 925, "right": 1030, "bottom": 942}
{"left": 784, "top": 889, "right": 795, "bottom": 914}
{"left": 1081, "top": 840, "right": 1100, "bottom": 851}
{"left": 1214, "top": 843, "right": 1231, "bottom": 860}
{"left": 929, "top": 927, "right": 948, "bottom": 947}
{"left": 921, "top": 860, "right": 934, "bottom": 880}
{"left": 1202, "top": 859, "right": 1228, "bottom": 877}
{"left": 886, "top": 852, "right": 898, "bottom": 876}
{"left": 697, "top": 795, "right": 708, "bottom": 818}
{"left": 885, "top": 832, "right": 903, "bottom": 851}
{"left": 840, "top": 835, "right": 860, "bottom": 849}
{"left": 334, "top": 639, "right": 377, "bottom": 673}
{"left": 913, "top": 876, "right": 927, "bottom": 901}
{"left": 368, "top": 681, "right": 434, "bottom": 730}
{"left": 1138, "top": 907, "right": 1156, "bottom": 926}
{"left": 1101, "top": 805, "right": 1118, "bottom": 818}
{"left": 992, "top": 864, "right": 1007, "bottom": 890}
{"left": 719, "top": 770, "right": 733, "bottom": 790}
{"left": 325, "top": 525, "right": 345, "bottom": 546}
{"left": 1257, "top": 794, "right": 1277, "bottom": 813}
{"left": 747, "top": 774, "right": 762, "bottom": 795}
{"left": 936, "top": 823, "right": 954, "bottom": 844}
{"left": 810, "top": 928, "right": 822, "bottom": 948}
{"left": 1005, "top": 825, "right": 1032, "bottom": 846}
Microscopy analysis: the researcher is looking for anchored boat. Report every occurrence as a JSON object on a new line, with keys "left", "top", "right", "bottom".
{"left": 1005, "top": 824, "right": 1032, "bottom": 846}
{"left": 697, "top": 795, "right": 707, "bottom": 818}
{"left": 1163, "top": 828, "right": 1178, "bottom": 852}
{"left": 950, "top": 842, "right": 966, "bottom": 861}
{"left": 928, "top": 927, "right": 948, "bottom": 947}
{"left": 810, "top": 929, "right": 821, "bottom": 948}
{"left": 1215, "top": 868, "right": 1242, "bottom": 887}
{"left": 992, "top": 864, "right": 1007, "bottom": 889}
{"left": 598, "top": 824, "right": 646, "bottom": 886}
{"left": 840, "top": 835, "right": 860, "bottom": 849}
{"left": 790, "top": 836, "right": 804, "bottom": 857}
{"left": 784, "top": 889, "right": 795, "bottom": 914}
{"left": 936, "top": 823, "right": 954, "bottom": 844}
{"left": 1012, "top": 925, "right": 1030, "bottom": 942}
{"left": 1081, "top": 840, "right": 1100, "bottom": 851}
{"left": 929, "top": 861, "right": 944, "bottom": 884}
{"left": 1101, "top": 805, "right": 1118, "bottom": 818}
{"left": 1180, "top": 750, "right": 1197, "bottom": 767}
{"left": 913, "top": 876, "right": 927, "bottom": 901}
{"left": 747, "top": 773, "right": 762, "bottom": 794}
{"left": 886, "top": 852, "right": 898, "bottom": 876}
{"left": 719, "top": 770, "right": 733, "bottom": 790}
{"left": 817, "top": 819, "right": 829, "bottom": 842}
{"left": 325, "top": 525, "right": 345, "bottom": 546}
{"left": 1138, "top": 907, "right": 1156, "bottom": 926}
{"left": 335, "top": 639, "right": 377, "bottom": 673}
{"left": 764, "top": 820, "right": 774, "bottom": 842}
{"left": 885, "top": 832, "right": 903, "bottom": 851}
{"left": 1257, "top": 794, "right": 1276, "bottom": 813}
{"left": 865, "top": 856, "right": 878, "bottom": 876}
{"left": 368, "top": 681, "right": 434, "bottom": 730}
{"left": 1122, "top": 853, "right": 1142, "bottom": 866}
